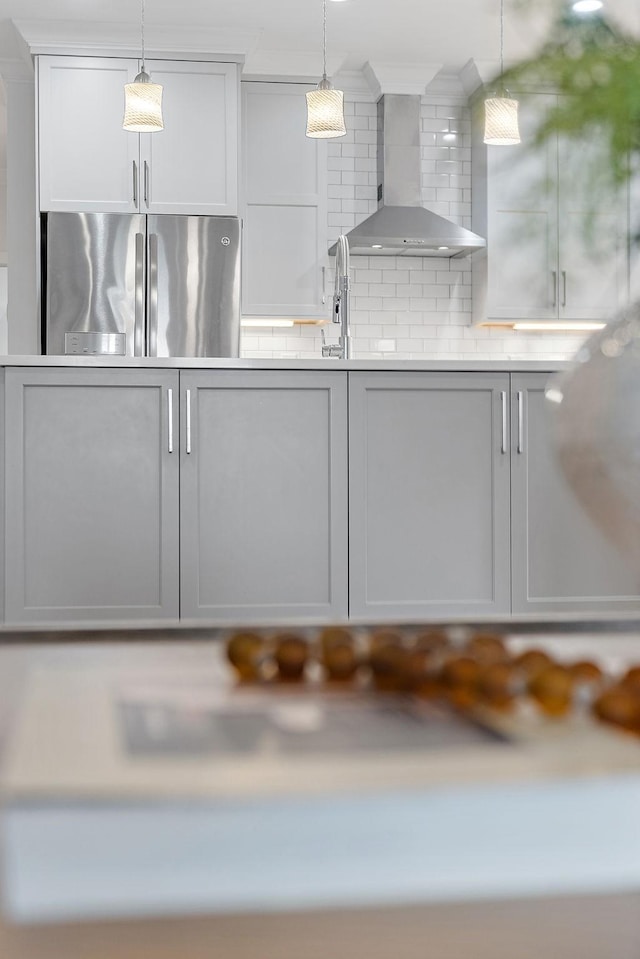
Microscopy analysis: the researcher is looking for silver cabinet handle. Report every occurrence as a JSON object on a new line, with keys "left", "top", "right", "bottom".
{"left": 517, "top": 390, "right": 524, "bottom": 454}
{"left": 148, "top": 233, "right": 158, "bottom": 356}
{"left": 551, "top": 270, "right": 557, "bottom": 308}
{"left": 500, "top": 391, "right": 508, "bottom": 454}
{"left": 144, "top": 160, "right": 149, "bottom": 206}
{"left": 167, "top": 388, "right": 174, "bottom": 453}
{"left": 561, "top": 270, "right": 567, "bottom": 307}
{"left": 186, "top": 388, "right": 192, "bottom": 454}
{"left": 132, "top": 160, "right": 138, "bottom": 207}
{"left": 134, "top": 232, "right": 145, "bottom": 357}
{"left": 321, "top": 265, "right": 326, "bottom": 305}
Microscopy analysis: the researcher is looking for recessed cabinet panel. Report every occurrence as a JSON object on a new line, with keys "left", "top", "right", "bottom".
{"left": 180, "top": 371, "right": 348, "bottom": 622}
{"left": 486, "top": 211, "right": 555, "bottom": 319}
{"left": 511, "top": 373, "right": 640, "bottom": 612}
{"left": 4, "top": 369, "right": 180, "bottom": 623}
{"left": 349, "top": 372, "right": 511, "bottom": 620}
{"left": 38, "top": 57, "right": 139, "bottom": 212}
{"left": 143, "top": 61, "right": 238, "bottom": 215}
{"left": 244, "top": 89, "right": 320, "bottom": 200}
{"left": 244, "top": 205, "right": 325, "bottom": 315}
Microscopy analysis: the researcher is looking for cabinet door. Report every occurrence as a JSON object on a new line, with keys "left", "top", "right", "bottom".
{"left": 38, "top": 56, "right": 140, "bottom": 213}
{"left": 558, "top": 126, "right": 629, "bottom": 321}
{"left": 482, "top": 93, "right": 558, "bottom": 322}
{"left": 511, "top": 373, "right": 640, "bottom": 613}
{"left": 142, "top": 61, "right": 238, "bottom": 215}
{"left": 349, "top": 372, "right": 511, "bottom": 621}
{"left": 180, "top": 371, "right": 348, "bottom": 622}
{"left": 241, "top": 82, "right": 328, "bottom": 319}
{"left": 4, "top": 369, "right": 179, "bottom": 624}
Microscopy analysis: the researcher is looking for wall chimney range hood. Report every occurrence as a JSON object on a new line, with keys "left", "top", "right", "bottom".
{"left": 330, "top": 94, "right": 486, "bottom": 258}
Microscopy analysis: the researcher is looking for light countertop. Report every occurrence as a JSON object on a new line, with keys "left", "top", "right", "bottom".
{"left": 0, "top": 355, "right": 567, "bottom": 373}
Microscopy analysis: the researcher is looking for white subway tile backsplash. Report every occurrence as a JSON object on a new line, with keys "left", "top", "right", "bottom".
{"left": 354, "top": 297, "right": 384, "bottom": 310}
{"left": 355, "top": 130, "right": 377, "bottom": 145}
{"left": 355, "top": 157, "right": 376, "bottom": 172}
{"left": 383, "top": 298, "right": 411, "bottom": 311}
{"left": 396, "top": 284, "right": 425, "bottom": 297}
{"left": 368, "top": 284, "right": 397, "bottom": 297}
{"left": 375, "top": 339, "right": 397, "bottom": 352}
{"left": 353, "top": 269, "right": 382, "bottom": 283}
{"left": 341, "top": 144, "right": 370, "bottom": 158}
{"left": 328, "top": 157, "right": 355, "bottom": 171}
{"left": 410, "top": 298, "right": 438, "bottom": 311}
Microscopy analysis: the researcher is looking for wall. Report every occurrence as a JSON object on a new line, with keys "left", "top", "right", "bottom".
{"left": 240, "top": 87, "right": 588, "bottom": 363}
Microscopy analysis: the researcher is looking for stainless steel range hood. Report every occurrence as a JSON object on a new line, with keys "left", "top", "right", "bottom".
{"left": 330, "top": 94, "right": 486, "bottom": 259}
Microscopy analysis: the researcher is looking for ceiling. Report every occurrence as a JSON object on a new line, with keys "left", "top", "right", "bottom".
{"left": 1, "top": 0, "right": 639, "bottom": 80}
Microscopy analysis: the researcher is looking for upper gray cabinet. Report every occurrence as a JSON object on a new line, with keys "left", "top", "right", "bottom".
{"left": 37, "top": 56, "right": 239, "bottom": 215}
{"left": 241, "top": 82, "right": 328, "bottom": 320}
{"left": 348, "top": 372, "right": 512, "bottom": 621}
{"left": 510, "top": 373, "right": 640, "bottom": 614}
{"left": 472, "top": 92, "right": 629, "bottom": 326}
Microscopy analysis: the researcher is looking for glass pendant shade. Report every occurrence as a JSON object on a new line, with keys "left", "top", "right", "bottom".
{"left": 123, "top": 70, "right": 164, "bottom": 132}
{"left": 483, "top": 95, "right": 521, "bottom": 145}
{"left": 306, "top": 77, "right": 346, "bottom": 138}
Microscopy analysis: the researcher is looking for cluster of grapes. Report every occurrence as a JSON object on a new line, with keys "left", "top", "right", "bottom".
{"left": 225, "top": 626, "right": 640, "bottom": 736}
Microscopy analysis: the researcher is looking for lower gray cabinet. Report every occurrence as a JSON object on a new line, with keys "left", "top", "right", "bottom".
{"left": 179, "top": 370, "right": 348, "bottom": 622}
{"left": 510, "top": 372, "right": 640, "bottom": 613}
{"left": 349, "top": 372, "right": 512, "bottom": 621}
{"left": 4, "top": 368, "right": 180, "bottom": 624}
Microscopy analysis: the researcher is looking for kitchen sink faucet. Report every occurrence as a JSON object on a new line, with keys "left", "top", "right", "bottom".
{"left": 321, "top": 234, "right": 352, "bottom": 359}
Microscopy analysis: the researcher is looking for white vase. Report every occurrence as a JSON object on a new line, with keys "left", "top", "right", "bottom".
{"left": 548, "top": 306, "right": 640, "bottom": 578}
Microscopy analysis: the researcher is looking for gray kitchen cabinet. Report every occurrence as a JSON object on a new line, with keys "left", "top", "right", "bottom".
{"left": 4, "top": 368, "right": 180, "bottom": 624}
{"left": 0, "top": 369, "right": 4, "bottom": 624}
{"left": 510, "top": 373, "right": 640, "bottom": 614}
{"left": 348, "top": 372, "right": 512, "bottom": 621}
{"left": 38, "top": 56, "right": 238, "bottom": 215}
{"left": 472, "top": 92, "right": 629, "bottom": 326}
{"left": 179, "top": 370, "right": 348, "bottom": 622}
{"left": 241, "top": 82, "right": 328, "bottom": 320}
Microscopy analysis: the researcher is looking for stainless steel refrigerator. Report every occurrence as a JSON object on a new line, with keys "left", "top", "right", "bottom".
{"left": 43, "top": 212, "right": 241, "bottom": 357}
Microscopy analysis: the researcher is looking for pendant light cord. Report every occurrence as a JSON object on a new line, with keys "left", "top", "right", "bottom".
{"left": 500, "top": 0, "right": 504, "bottom": 76}
{"left": 322, "top": 0, "right": 327, "bottom": 80}
{"left": 140, "top": 0, "right": 146, "bottom": 71}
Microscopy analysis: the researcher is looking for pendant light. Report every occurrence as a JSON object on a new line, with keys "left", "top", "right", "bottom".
{"left": 123, "top": 0, "right": 164, "bottom": 133}
{"left": 484, "top": 0, "right": 520, "bottom": 145}
{"left": 306, "top": 0, "right": 346, "bottom": 138}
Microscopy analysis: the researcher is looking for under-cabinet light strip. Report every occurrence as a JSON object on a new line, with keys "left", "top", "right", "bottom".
{"left": 512, "top": 322, "right": 606, "bottom": 332}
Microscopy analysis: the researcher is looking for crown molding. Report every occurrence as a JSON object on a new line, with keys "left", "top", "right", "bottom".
{"left": 242, "top": 49, "right": 342, "bottom": 79}
{"left": 362, "top": 61, "right": 443, "bottom": 99}
{"left": 13, "top": 19, "right": 256, "bottom": 61}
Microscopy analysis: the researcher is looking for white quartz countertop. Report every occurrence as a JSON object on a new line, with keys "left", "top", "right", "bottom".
{"left": 0, "top": 355, "right": 566, "bottom": 373}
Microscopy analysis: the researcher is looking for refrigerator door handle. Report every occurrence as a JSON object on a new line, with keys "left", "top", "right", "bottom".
{"left": 148, "top": 233, "right": 159, "bottom": 356}
{"left": 134, "top": 232, "right": 145, "bottom": 357}
{"left": 186, "top": 389, "right": 192, "bottom": 454}
{"left": 167, "top": 388, "right": 174, "bottom": 453}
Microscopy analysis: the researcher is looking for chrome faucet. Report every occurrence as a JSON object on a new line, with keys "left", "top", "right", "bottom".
{"left": 321, "top": 234, "right": 352, "bottom": 359}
